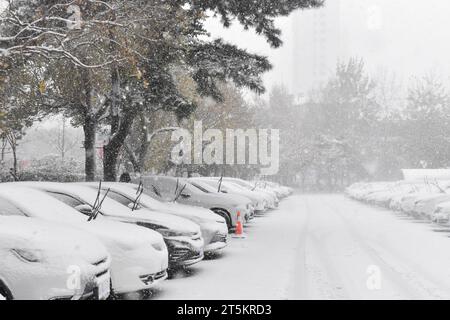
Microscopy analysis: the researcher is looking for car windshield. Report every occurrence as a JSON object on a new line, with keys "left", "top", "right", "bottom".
{"left": 107, "top": 185, "right": 168, "bottom": 211}
{"left": 0, "top": 197, "right": 26, "bottom": 216}
{"left": 190, "top": 182, "right": 212, "bottom": 193}
{"left": 51, "top": 187, "right": 135, "bottom": 218}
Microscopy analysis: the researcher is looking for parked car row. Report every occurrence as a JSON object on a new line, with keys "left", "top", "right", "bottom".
{"left": 0, "top": 177, "right": 292, "bottom": 300}
{"left": 346, "top": 180, "right": 450, "bottom": 223}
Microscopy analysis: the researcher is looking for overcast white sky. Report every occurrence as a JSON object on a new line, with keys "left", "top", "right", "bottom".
{"left": 206, "top": 0, "right": 450, "bottom": 93}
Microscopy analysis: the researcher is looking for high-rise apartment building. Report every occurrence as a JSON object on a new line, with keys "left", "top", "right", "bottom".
{"left": 292, "top": 0, "right": 342, "bottom": 96}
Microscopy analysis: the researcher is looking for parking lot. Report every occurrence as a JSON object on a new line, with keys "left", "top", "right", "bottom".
{"left": 148, "top": 194, "right": 450, "bottom": 300}
{"left": 150, "top": 196, "right": 305, "bottom": 300}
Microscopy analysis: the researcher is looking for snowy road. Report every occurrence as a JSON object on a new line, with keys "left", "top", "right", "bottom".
{"left": 146, "top": 194, "right": 450, "bottom": 300}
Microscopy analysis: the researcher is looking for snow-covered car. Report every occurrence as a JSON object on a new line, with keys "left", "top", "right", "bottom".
{"left": 191, "top": 177, "right": 269, "bottom": 212}
{"left": 20, "top": 182, "right": 204, "bottom": 268}
{"left": 0, "top": 185, "right": 169, "bottom": 295}
{"left": 140, "top": 176, "right": 253, "bottom": 228}
{"left": 390, "top": 193, "right": 409, "bottom": 211}
{"left": 365, "top": 190, "right": 395, "bottom": 207}
{"left": 255, "top": 181, "right": 292, "bottom": 198}
{"left": 431, "top": 202, "right": 450, "bottom": 224}
{"left": 400, "top": 194, "right": 423, "bottom": 214}
{"left": 187, "top": 178, "right": 256, "bottom": 221}
{"left": 0, "top": 216, "right": 111, "bottom": 300}
{"left": 221, "top": 177, "right": 279, "bottom": 208}
{"left": 413, "top": 193, "right": 450, "bottom": 219}
{"left": 400, "top": 185, "right": 443, "bottom": 215}
{"left": 347, "top": 182, "right": 392, "bottom": 202}
{"left": 79, "top": 182, "right": 229, "bottom": 254}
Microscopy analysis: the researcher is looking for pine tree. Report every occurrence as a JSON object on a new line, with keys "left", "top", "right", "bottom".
{"left": 1, "top": 0, "right": 323, "bottom": 181}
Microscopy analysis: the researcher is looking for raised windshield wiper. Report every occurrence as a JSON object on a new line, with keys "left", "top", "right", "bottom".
{"left": 173, "top": 184, "right": 187, "bottom": 202}
{"left": 92, "top": 181, "right": 102, "bottom": 211}
{"left": 88, "top": 181, "right": 110, "bottom": 222}
{"left": 89, "top": 188, "right": 110, "bottom": 222}
{"left": 131, "top": 181, "right": 144, "bottom": 211}
{"left": 217, "top": 175, "right": 223, "bottom": 193}
{"left": 152, "top": 184, "right": 162, "bottom": 198}
{"left": 174, "top": 178, "right": 180, "bottom": 197}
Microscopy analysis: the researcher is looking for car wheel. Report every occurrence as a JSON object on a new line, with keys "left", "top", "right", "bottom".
{"left": 0, "top": 281, "right": 13, "bottom": 300}
{"left": 211, "top": 208, "right": 232, "bottom": 229}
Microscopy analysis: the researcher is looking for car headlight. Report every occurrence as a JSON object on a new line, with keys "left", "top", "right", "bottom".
{"left": 11, "top": 248, "right": 41, "bottom": 263}
{"left": 151, "top": 241, "right": 166, "bottom": 251}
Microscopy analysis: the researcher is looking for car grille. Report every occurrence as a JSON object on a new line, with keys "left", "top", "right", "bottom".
{"left": 170, "top": 248, "right": 202, "bottom": 263}
{"left": 211, "top": 233, "right": 228, "bottom": 244}
{"left": 92, "top": 258, "right": 107, "bottom": 266}
{"left": 139, "top": 270, "right": 168, "bottom": 285}
{"left": 92, "top": 257, "right": 110, "bottom": 278}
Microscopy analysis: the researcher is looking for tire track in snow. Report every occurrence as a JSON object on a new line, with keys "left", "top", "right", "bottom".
{"left": 288, "top": 195, "right": 349, "bottom": 299}
{"left": 325, "top": 195, "right": 450, "bottom": 299}
{"left": 286, "top": 194, "right": 310, "bottom": 299}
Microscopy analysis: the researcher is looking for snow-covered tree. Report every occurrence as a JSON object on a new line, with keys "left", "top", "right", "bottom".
{"left": 1, "top": 0, "right": 323, "bottom": 181}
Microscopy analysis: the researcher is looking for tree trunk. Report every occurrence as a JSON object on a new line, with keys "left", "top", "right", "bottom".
{"left": 5, "top": 132, "right": 18, "bottom": 180}
{"left": 83, "top": 118, "right": 97, "bottom": 182}
{"left": 1, "top": 138, "right": 6, "bottom": 164}
{"left": 11, "top": 144, "right": 17, "bottom": 179}
{"left": 103, "top": 108, "right": 137, "bottom": 181}
{"left": 124, "top": 143, "right": 141, "bottom": 173}
{"left": 137, "top": 116, "right": 150, "bottom": 172}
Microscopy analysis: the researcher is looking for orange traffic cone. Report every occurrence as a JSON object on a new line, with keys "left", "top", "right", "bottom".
{"left": 233, "top": 211, "right": 246, "bottom": 239}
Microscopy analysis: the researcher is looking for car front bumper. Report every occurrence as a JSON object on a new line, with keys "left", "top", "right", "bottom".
{"left": 201, "top": 222, "right": 229, "bottom": 253}
{"left": 165, "top": 235, "right": 205, "bottom": 267}
{"left": 110, "top": 245, "right": 168, "bottom": 294}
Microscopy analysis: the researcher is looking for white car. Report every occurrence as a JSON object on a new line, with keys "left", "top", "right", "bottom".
{"left": 20, "top": 182, "right": 204, "bottom": 268}
{"left": 0, "top": 216, "right": 111, "bottom": 300}
{"left": 414, "top": 193, "right": 450, "bottom": 219}
{"left": 252, "top": 180, "right": 286, "bottom": 199}
{"left": 191, "top": 177, "right": 268, "bottom": 212}
{"left": 261, "top": 181, "right": 293, "bottom": 198}
{"left": 432, "top": 202, "right": 450, "bottom": 224}
{"left": 221, "top": 177, "right": 279, "bottom": 208}
{"left": 140, "top": 176, "right": 253, "bottom": 228}
{"left": 0, "top": 185, "right": 169, "bottom": 295}
{"left": 80, "top": 182, "right": 229, "bottom": 254}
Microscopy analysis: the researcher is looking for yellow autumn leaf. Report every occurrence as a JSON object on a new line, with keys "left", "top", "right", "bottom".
{"left": 135, "top": 68, "right": 142, "bottom": 80}
{"left": 38, "top": 80, "right": 46, "bottom": 94}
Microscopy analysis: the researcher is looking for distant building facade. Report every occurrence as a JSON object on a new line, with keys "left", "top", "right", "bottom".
{"left": 292, "top": 0, "right": 342, "bottom": 97}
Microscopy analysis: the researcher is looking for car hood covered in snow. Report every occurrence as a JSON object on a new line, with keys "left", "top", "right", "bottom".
{"left": 0, "top": 216, "right": 108, "bottom": 265}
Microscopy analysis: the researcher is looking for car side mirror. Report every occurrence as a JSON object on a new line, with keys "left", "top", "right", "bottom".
{"left": 74, "top": 204, "right": 93, "bottom": 215}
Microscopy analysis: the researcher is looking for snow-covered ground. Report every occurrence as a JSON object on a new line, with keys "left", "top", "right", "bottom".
{"left": 147, "top": 194, "right": 450, "bottom": 300}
